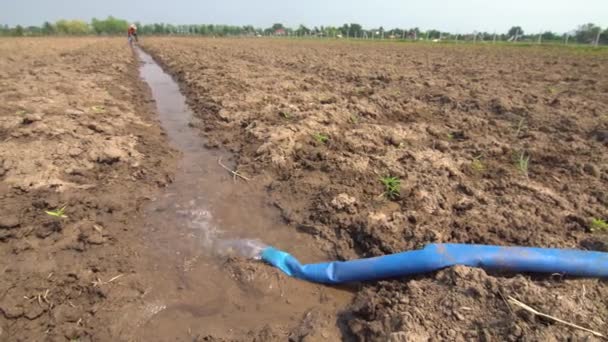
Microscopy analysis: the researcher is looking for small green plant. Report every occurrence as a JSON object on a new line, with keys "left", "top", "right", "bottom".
{"left": 16, "top": 110, "right": 26, "bottom": 116}
{"left": 380, "top": 176, "right": 401, "bottom": 199}
{"left": 312, "top": 133, "right": 329, "bottom": 144}
{"left": 279, "top": 111, "right": 292, "bottom": 119}
{"left": 470, "top": 156, "right": 485, "bottom": 172}
{"left": 446, "top": 133, "right": 454, "bottom": 141}
{"left": 45, "top": 206, "right": 68, "bottom": 219}
{"left": 590, "top": 218, "right": 608, "bottom": 233}
{"left": 91, "top": 106, "right": 105, "bottom": 113}
{"left": 516, "top": 152, "right": 530, "bottom": 178}
{"left": 514, "top": 118, "right": 527, "bottom": 138}
{"left": 349, "top": 115, "right": 360, "bottom": 124}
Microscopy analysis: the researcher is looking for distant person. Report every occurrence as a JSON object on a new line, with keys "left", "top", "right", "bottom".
{"left": 128, "top": 24, "right": 138, "bottom": 45}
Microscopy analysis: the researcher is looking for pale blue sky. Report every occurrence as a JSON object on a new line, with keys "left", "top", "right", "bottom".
{"left": 1, "top": 0, "right": 606, "bottom": 33}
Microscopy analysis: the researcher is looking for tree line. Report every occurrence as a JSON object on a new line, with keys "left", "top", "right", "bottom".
{"left": 1, "top": 16, "right": 606, "bottom": 45}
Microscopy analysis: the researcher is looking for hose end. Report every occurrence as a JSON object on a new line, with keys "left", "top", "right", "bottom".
{"left": 261, "top": 247, "right": 297, "bottom": 277}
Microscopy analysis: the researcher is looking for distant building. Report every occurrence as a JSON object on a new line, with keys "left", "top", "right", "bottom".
{"left": 275, "top": 28, "right": 286, "bottom": 36}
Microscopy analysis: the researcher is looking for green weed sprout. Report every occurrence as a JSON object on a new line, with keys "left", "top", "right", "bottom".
{"left": 515, "top": 118, "right": 526, "bottom": 138}
{"left": 91, "top": 106, "right": 105, "bottom": 113}
{"left": 516, "top": 152, "right": 530, "bottom": 178}
{"left": 279, "top": 111, "right": 292, "bottom": 119}
{"left": 45, "top": 206, "right": 68, "bottom": 219}
{"left": 312, "top": 133, "right": 329, "bottom": 144}
{"left": 380, "top": 176, "right": 401, "bottom": 199}
{"left": 590, "top": 218, "right": 608, "bottom": 233}
{"left": 16, "top": 110, "right": 26, "bottom": 116}
{"left": 446, "top": 133, "right": 454, "bottom": 141}
{"left": 471, "top": 156, "right": 485, "bottom": 172}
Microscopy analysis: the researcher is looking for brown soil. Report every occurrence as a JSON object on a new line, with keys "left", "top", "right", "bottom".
{"left": 1, "top": 36, "right": 607, "bottom": 341}
{"left": 141, "top": 37, "right": 608, "bottom": 341}
{"left": 0, "top": 38, "right": 176, "bottom": 341}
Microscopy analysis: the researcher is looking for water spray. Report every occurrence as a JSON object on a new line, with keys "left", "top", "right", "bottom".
{"left": 217, "top": 239, "right": 267, "bottom": 260}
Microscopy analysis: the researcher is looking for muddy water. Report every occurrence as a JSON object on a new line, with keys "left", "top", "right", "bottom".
{"left": 132, "top": 48, "right": 352, "bottom": 340}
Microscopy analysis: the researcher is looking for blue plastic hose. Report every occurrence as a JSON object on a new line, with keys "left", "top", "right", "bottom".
{"left": 261, "top": 243, "right": 608, "bottom": 284}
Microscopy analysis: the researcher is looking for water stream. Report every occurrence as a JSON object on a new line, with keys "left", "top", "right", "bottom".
{"left": 131, "top": 48, "right": 352, "bottom": 340}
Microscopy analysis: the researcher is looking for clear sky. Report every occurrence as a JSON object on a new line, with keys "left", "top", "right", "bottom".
{"left": 1, "top": 0, "right": 606, "bottom": 33}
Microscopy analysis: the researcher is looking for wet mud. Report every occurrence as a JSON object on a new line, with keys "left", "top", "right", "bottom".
{"left": 132, "top": 48, "right": 352, "bottom": 341}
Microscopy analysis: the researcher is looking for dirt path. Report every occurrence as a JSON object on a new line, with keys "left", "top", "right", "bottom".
{"left": 142, "top": 37, "right": 608, "bottom": 341}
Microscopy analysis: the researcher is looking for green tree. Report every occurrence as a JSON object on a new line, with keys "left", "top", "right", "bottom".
{"left": 56, "top": 20, "right": 88, "bottom": 35}
{"left": 541, "top": 31, "right": 558, "bottom": 41}
{"left": 139, "top": 24, "right": 154, "bottom": 34}
{"left": 0, "top": 25, "right": 9, "bottom": 36}
{"left": 42, "top": 21, "right": 55, "bottom": 35}
{"left": 296, "top": 25, "right": 310, "bottom": 35}
{"left": 427, "top": 29, "right": 441, "bottom": 39}
{"left": 13, "top": 25, "right": 24, "bottom": 36}
{"left": 406, "top": 27, "right": 420, "bottom": 39}
{"left": 27, "top": 26, "right": 42, "bottom": 35}
{"left": 271, "top": 23, "right": 285, "bottom": 31}
{"left": 55, "top": 20, "right": 68, "bottom": 34}
{"left": 323, "top": 26, "right": 339, "bottom": 37}
{"left": 601, "top": 28, "right": 608, "bottom": 44}
{"left": 339, "top": 23, "right": 350, "bottom": 36}
{"left": 350, "top": 23, "right": 363, "bottom": 37}
{"left": 242, "top": 25, "right": 255, "bottom": 35}
{"left": 574, "top": 23, "right": 601, "bottom": 44}
{"left": 91, "top": 18, "right": 102, "bottom": 34}
{"left": 91, "top": 16, "right": 128, "bottom": 35}
{"left": 507, "top": 26, "right": 523, "bottom": 38}
{"left": 153, "top": 23, "right": 165, "bottom": 34}
{"left": 387, "top": 28, "right": 404, "bottom": 38}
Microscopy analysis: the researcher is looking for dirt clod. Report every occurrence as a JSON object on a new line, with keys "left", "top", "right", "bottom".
{"left": 24, "top": 304, "right": 45, "bottom": 320}
{"left": 68, "top": 147, "right": 83, "bottom": 157}
{"left": 288, "top": 309, "right": 333, "bottom": 342}
{"left": 330, "top": 193, "right": 357, "bottom": 213}
{"left": 53, "top": 304, "right": 80, "bottom": 323}
{"left": 0, "top": 297, "right": 24, "bottom": 319}
{"left": 85, "top": 232, "right": 105, "bottom": 245}
{"left": 0, "top": 216, "right": 20, "bottom": 229}
{"left": 91, "top": 146, "right": 123, "bottom": 164}
{"left": 583, "top": 163, "right": 600, "bottom": 177}
{"left": 21, "top": 113, "right": 42, "bottom": 125}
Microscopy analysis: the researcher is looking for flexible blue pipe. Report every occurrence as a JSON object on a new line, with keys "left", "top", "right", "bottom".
{"left": 261, "top": 243, "right": 608, "bottom": 284}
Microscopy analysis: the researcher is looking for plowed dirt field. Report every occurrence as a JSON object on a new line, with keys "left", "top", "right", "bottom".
{"left": 0, "top": 38, "right": 175, "bottom": 340}
{"left": 143, "top": 37, "right": 608, "bottom": 341}
{"left": 1, "top": 36, "right": 607, "bottom": 341}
